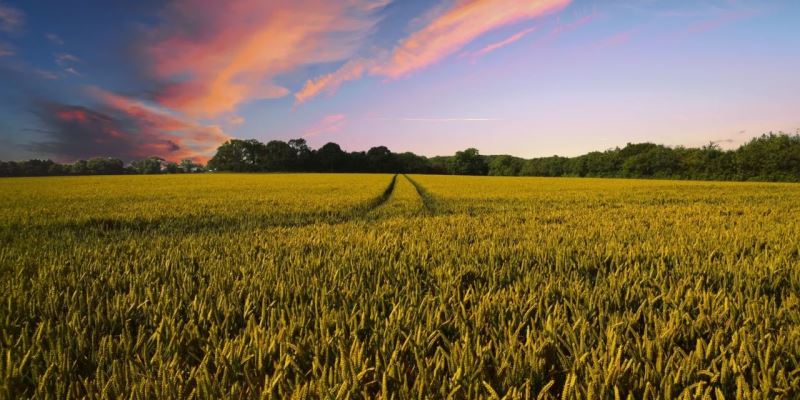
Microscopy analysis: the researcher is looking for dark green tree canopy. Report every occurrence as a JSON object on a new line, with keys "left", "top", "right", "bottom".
{"left": 131, "top": 157, "right": 164, "bottom": 174}
{"left": 450, "top": 148, "right": 488, "bottom": 175}
{"left": 3, "top": 132, "right": 800, "bottom": 182}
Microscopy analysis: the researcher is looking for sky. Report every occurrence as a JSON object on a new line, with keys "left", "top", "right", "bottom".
{"left": 0, "top": 0, "right": 798, "bottom": 163}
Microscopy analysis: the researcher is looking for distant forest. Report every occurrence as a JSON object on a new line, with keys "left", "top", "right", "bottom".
{"left": 2, "top": 132, "right": 799, "bottom": 182}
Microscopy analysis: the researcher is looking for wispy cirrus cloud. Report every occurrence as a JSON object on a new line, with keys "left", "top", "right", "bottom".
{"left": 0, "top": 2, "right": 23, "bottom": 33}
{"left": 303, "top": 114, "right": 347, "bottom": 139}
{"left": 375, "top": 0, "right": 570, "bottom": 78}
{"left": 295, "top": 0, "right": 571, "bottom": 104}
{"left": 143, "top": 0, "right": 388, "bottom": 117}
{"left": 54, "top": 53, "right": 78, "bottom": 66}
{"left": 465, "top": 26, "right": 537, "bottom": 61}
{"left": 44, "top": 33, "right": 63, "bottom": 46}
{"left": 294, "top": 58, "right": 373, "bottom": 106}
{"left": 53, "top": 53, "right": 82, "bottom": 76}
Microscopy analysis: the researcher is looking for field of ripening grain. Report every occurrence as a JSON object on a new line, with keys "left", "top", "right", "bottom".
{"left": 1, "top": 173, "right": 799, "bottom": 399}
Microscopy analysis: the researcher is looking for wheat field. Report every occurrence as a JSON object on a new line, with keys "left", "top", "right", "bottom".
{"left": 1, "top": 174, "right": 799, "bottom": 399}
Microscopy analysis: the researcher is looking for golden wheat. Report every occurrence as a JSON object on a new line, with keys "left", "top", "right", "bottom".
{"left": 1, "top": 173, "right": 798, "bottom": 399}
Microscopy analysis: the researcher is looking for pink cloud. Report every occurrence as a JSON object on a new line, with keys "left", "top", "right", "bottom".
{"left": 303, "top": 114, "right": 347, "bottom": 139}
{"left": 296, "top": 0, "right": 571, "bottom": 104}
{"left": 56, "top": 109, "right": 89, "bottom": 122}
{"left": 144, "top": 0, "right": 386, "bottom": 117}
{"left": 86, "top": 87, "right": 231, "bottom": 162}
{"left": 227, "top": 115, "right": 245, "bottom": 126}
{"left": 0, "top": 2, "right": 23, "bottom": 33}
{"left": 35, "top": 103, "right": 175, "bottom": 162}
{"left": 466, "top": 26, "right": 537, "bottom": 61}
{"left": 295, "top": 58, "right": 373, "bottom": 104}
{"left": 376, "top": 0, "right": 570, "bottom": 78}
{"left": 55, "top": 53, "right": 79, "bottom": 66}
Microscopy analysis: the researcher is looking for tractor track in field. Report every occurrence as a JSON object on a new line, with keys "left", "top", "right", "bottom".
{"left": 365, "top": 174, "right": 438, "bottom": 218}
{"left": 11, "top": 174, "right": 414, "bottom": 237}
{"left": 364, "top": 174, "right": 397, "bottom": 211}
{"left": 403, "top": 174, "right": 439, "bottom": 214}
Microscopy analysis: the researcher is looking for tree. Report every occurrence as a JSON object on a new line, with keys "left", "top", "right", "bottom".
{"left": 288, "top": 138, "right": 312, "bottom": 170}
{"left": 164, "top": 162, "right": 179, "bottom": 173}
{"left": 86, "top": 157, "right": 124, "bottom": 174}
{"left": 488, "top": 155, "right": 524, "bottom": 176}
{"left": 0, "top": 161, "right": 17, "bottom": 176}
{"left": 347, "top": 151, "right": 368, "bottom": 172}
{"left": 193, "top": 132, "right": 800, "bottom": 182}
{"left": 71, "top": 160, "right": 89, "bottom": 175}
{"left": 316, "top": 142, "right": 347, "bottom": 172}
{"left": 520, "top": 156, "right": 568, "bottom": 177}
{"left": 396, "top": 152, "right": 430, "bottom": 173}
{"left": 7, "top": 159, "right": 56, "bottom": 176}
{"left": 207, "top": 139, "right": 266, "bottom": 172}
{"left": 621, "top": 145, "right": 681, "bottom": 178}
{"left": 427, "top": 156, "right": 450, "bottom": 174}
{"left": 179, "top": 159, "right": 203, "bottom": 173}
{"left": 131, "top": 157, "right": 164, "bottom": 174}
{"left": 264, "top": 140, "right": 296, "bottom": 171}
{"left": 449, "top": 148, "right": 488, "bottom": 175}
{"left": 680, "top": 143, "right": 730, "bottom": 180}
{"left": 367, "top": 146, "right": 397, "bottom": 172}
{"left": 577, "top": 150, "right": 621, "bottom": 177}
{"left": 736, "top": 133, "right": 800, "bottom": 181}
{"left": 48, "top": 163, "right": 68, "bottom": 176}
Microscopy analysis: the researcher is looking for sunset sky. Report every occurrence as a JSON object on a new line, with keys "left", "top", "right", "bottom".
{"left": 0, "top": 0, "right": 798, "bottom": 163}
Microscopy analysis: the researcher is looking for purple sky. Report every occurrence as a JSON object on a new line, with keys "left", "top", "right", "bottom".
{"left": 0, "top": 0, "right": 798, "bottom": 162}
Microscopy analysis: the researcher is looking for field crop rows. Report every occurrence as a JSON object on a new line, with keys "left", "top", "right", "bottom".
{"left": 1, "top": 174, "right": 799, "bottom": 399}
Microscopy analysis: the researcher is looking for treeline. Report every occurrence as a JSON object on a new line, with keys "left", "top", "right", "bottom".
{"left": 206, "top": 133, "right": 800, "bottom": 182}
{"left": 487, "top": 132, "right": 800, "bottom": 182}
{"left": 206, "top": 138, "right": 442, "bottom": 173}
{"left": 2, "top": 132, "right": 799, "bottom": 182}
{"left": 0, "top": 157, "right": 204, "bottom": 177}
